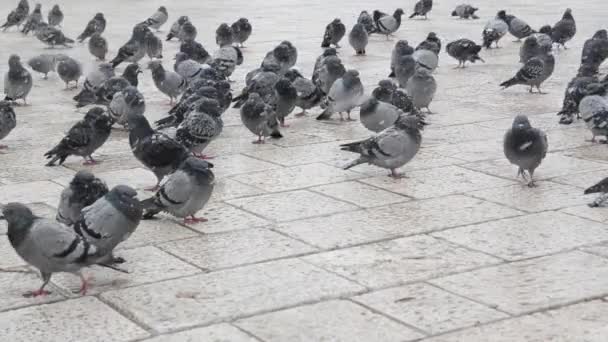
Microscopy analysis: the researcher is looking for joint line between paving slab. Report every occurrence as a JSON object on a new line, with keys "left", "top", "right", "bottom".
{"left": 346, "top": 298, "right": 432, "bottom": 337}
{"left": 230, "top": 323, "right": 266, "bottom": 342}
{"left": 96, "top": 294, "right": 158, "bottom": 335}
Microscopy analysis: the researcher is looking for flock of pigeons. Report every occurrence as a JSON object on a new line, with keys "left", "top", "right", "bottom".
{"left": 0, "top": 0, "right": 608, "bottom": 297}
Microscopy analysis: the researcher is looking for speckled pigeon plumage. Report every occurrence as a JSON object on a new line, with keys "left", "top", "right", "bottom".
{"left": 56, "top": 170, "right": 109, "bottom": 226}
{"left": 452, "top": 4, "right": 479, "bottom": 19}
{"left": 580, "top": 88, "right": 608, "bottom": 143}
{"left": 584, "top": 177, "right": 608, "bottom": 207}
{"left": 4, "top": 54, "right": 33, "bottom": 104}
{"left": 231, "top": 18, "right": 252, "bottom": 48}
{"left": 315, "top": 55, "right": 346, "bottom": 95}
{"left": 174, "top": 98, "right": 223, "bottom": 157}
{"left": 0, "top": 100, "right": 17, "bottom": 149}
{"left": 35, "top": 23, "right": 75, "bottom": 48}
{"left": 446, "top": 38, "right": 484, "bottom": 68}
{"left": 284, "top": 68, "right": 323, "bottom": 116}
{"left": 1, "top": 0, "right": 30, "bottom": 32}
{"left": 73, "top": 62, "right": 114, "bottom": 107}
{"left": 77, "top": 13, "right": 105, "bottom": 42}
{"left": 180, "top": 39, "right": 211, "bottom": 64}
{"left": 500, "top": 49, "right": 555, "bottom": 93}
{"left": 321, "top": 18, "right": 346, "bottom": 48}
{"left": 240, "top": 92, "right": 280, "bottom": 143}
{"left": 109, "top": 86, "right": 146, "bottom": 128}
{"left": 551, "top": 8, "right": 576, "bottom": 49}
{"left": 143, "top": 6, "right": 168, "bottom": 31}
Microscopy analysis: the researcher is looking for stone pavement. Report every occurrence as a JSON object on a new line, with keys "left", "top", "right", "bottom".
{"left": 1, "top": 0, "right": 608, "bottom": 340}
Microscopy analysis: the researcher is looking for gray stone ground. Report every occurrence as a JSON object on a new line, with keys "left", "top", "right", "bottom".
{"left": 1, "top": 0, "right": 608, "bottom": 340}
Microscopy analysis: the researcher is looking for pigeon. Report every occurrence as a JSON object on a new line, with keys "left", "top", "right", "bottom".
{"left": 580, "top": 88, "right": 608, "bottom": 143}
{"left": 315, "top": 55, "right": 346, "bottom": 95}
{"left": 502, "top": 13, "right": 535, "bottom": 41}
{"left": 77, "top": 65, "right": 140, "bottom": 108}
{"left": 143, "top": 6, "right": 168, "bottom": 31}
{"left": 349, "top": 23, "right": 368, "bottom": 55}
{"left": 47, "top": 4, "right": 63, "bottom": 27}
{"left": 316, "top": 69, "right": 364, "bottom": 121}
{"left": 143, "top": 31, "right": 163, "bottom": 59}
{"left": 180, "top": 39, "right": 211, "bottom": 64}
{"left": 584, "top": 177, "right": 608, "bottom": 207}
{"left": 216, "top": 23, "right": 233, "bottom": 47}
{"left": 240, "top": 92, "right": 280, "bottom": 143}
{"left": 166, "top": 15, "right": 188, "bottom": 41}
{"left": 77, "top": 13, "right": 105, "bottom": 42}
{"left": 406, "top": 66, "right": 437, "bottom": 113}
{"left": 74, "top": 185, "right": 142, "bottom": 265}
{"left": 312, "top": 48, "right": 337, "bottom": 84}
{"left": 178, "top": 20, "right": 197, "bottom": 42}
{"left": 110, "top": 23, "right": 149, "bottom": 68}
{"left": 416, "top": 32, "right": 441, "bottom": 55}
{"left": 282, "top": 41, "right": 298, "bottom": 68}
{"left": 359, "top": 97, "right": 402, "bottom": 132}
{"left": 410, "top": 0, "right": 433, "bottom": 19}
{"left": 157, "top": 85, "right": 219, "bottom": 129}
{"left": 56, "top": 170, "right": 109, "bottom": 226}
{"left": 341, "top": 114, "right": 425, "bottom": 178}
{"left": 412, "top": 49, "right": 438, "bottom": 72}
{"left": 4, "top": 54, "right": 33, "bottom": 104}
{"left": 372, "top": 79, "right": 397, "bottom": 103}
{"left": 88, "top": 33, "right": 108, "bottom": 61}
{"left": 261, "top": 43, "right": 292, "bottom": 76}
{"left": 35, "top": 23, "right": 74, "bottom": 48}
{"left": 446, "top": 38, "right": 484, "bottom": 68}
{"left": 500, "top": 48, "right": 555, "bottom": 93}
{"left": 27, "top": 54, "right": 58, "bottom": 79}
{"left": 551, "top": 8, "right": 576, "bottom": 49}
{"left": 73, "top": 63, "right": 114, "bottom": 106}
{"left": 482, "top": 12, "right": 509, "bottom": 48}
{"left": 373, "top": 9, "right": 404, "bottom": 39}
{"left": 231, "top": 18, "right": 252, "bottom": 48}
{"left": 451, "top": 4, "right": 479, "bottom": 19}
{"left": 321, "top": 18, "right": 346, "bottom": 48}
{"left": 284, "top": 68, "right": 323, "bottom": 116}
{"left": 1, "top": 0, "right": 29, "bottom": 31}
{"left": 503, "top": 115, "right": 548, "bottom": 187}
{"left": 148, "top": 60, "right": 186, "bottom": 104}
{"left": 174, "top": 52, "right": 205, "bottom": 82}
{"left": 390, "top": 40, "right": 414, "bottom": 77}
{"left": 581, "top": 30, "right": 608, "bottom": 74}
{"left": 142, "top": 157, "right": 214, "bottom": 223}
{"left": 21, "top": 3, "right": 42, "bottom": 35}
{"left": 519, "top": 31, "right": 553, "bottom": 63}
{"left": 0, "top": 101, "right": 17, "bottom": 150}
{"left": 128, "top": 114, "right": 190, "bottom": 190}
{"left": 56, "top": 55, "right": 82, "bottom": 89}
{"left": 109, "top": 86, "right": 146, "bottom": 128}
{"left": 268, "top": 78, "right": 297, "bottom": 127}
{"left": 44, "top": 107, "right": 112, "bottom": 166}
{"left": 394, "top": 55, "right": 416, "bottom": 88}
{"left": 212, "top": 45, "right": 242, "bottom": 80}
{"left": 174, "top": 98, "right": 223, "bottom": 159}
{"left": 357, "top": 11, "right": 376, "bottom": 35}
{"left": 391, "top": 88, "right": 416, "bottom": 114}
{"left": 1, "top": 203, "right": 100, "bottom": 297}
{"left": 557, "top": 69, "right": 603, "bottom": 124}
{"left": 233, "top": 66, "right": 280, "bottom": 108}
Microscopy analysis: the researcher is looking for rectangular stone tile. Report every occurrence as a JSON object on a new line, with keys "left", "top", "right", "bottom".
{"left": 159, "top": 228, "right": 315, "bottom": 270}
{"left": 207, "top": 136, "right": 280, "bottom": 156}
{"left": 63, "top": 153, "right": 144, "bottom": 173}
{"left": 0, "top": 297, "right": 149, "bottom": 341}
{"left": 0, "top": 181, "right": 64, "bottom": 207}
{"left": 211, "top": 178, "right": 266, "bottom": 202}
{"left": 0, "top": 239, "right": 27, "bottom": 269}
{"left": 424, "top": 139, "right": 503, "bottom": 162}
{"left": 0, "top": 271, "right": 65, "bottom": 312}
{"left": 55, "top": 168, "right": 158, "bottom": 191}
{"left": 212, "top": 154, "right": 282, "bottom": 178}
{"left": 183, "top": 202, "right": 272, "bottom": 233}
{"left": 100, "top": 259, "right": 365, "bottom": 333}
{"left": 310, "top": 181, "right": 410, "bottom": 208}
{"left": 424, "top": 301, "right": 608, "bottom": 342}
{"left": 560, "top": 144, "right": 608, "bottom": 164}
{"left": 424, "top": 123, "right": 504, "bottom": 145}
{"left": 236, "top": 300, "right": 424, "bottom": 342}
{"left": 231, "top": 163, "right": 363, "bottom": 192}
{"left": 468, "top": 181, "right": 588, "bottom": 212}
{"left": 243, "top": 142, "right": 348, "bottom": 166}
{"left": 360, "top": 166, "right": 515, "bottom": 199}
{"left": 0, "top": 203, "right": 56, "bottom": 235}
{"left": 353, "top": 283, "right": 508, "bottom": 335}
{"left": 227, "top": 190, "right": 358, "bottom": 222}
{"left": 143, "top": 324, "right": 258, "bottom": 342}
{"left": 117, "top": 219, "right": 200, "bottom": 250}
{"left": 551, "top": 169, "right": 608, "bottom": 189}
{"left": 560, "top": 205, "right": 608, "bottom": 224}
{"left": 434, "top": 212, "right": 608, "bottom": 261}
{"left": 430, "top": 251, "right": 608, "bottom": 315}
{"left": 304, "top": 235, "right": 501, "bottom": 288}
{"left": 0, "top": 165, "right": 75, "bottom": 184}
{"left": 277, "top": 195, "right": 523, "bottom": 249}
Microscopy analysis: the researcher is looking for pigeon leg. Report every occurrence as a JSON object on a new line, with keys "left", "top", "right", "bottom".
{"left": 388, "top": 169, "right": 406, "bottom": 179}
{"left": 335, "top": 43, "right": 341, "bottom": 48}
{"left": 295, "top": 109, "right": 307, "bottom": 117}
{"left": 193, "top": 152, "right": 214, "bottom": 160}
{"left": 74, "top": 272, "right": 90, "bottom": 295}
{"left": 145, "top": 181, "right": 161, "bottom": 192}
{"left": 23, "top": 272, "right": 52, "bottom": 298}
{"left": 183, "top": 215, "right": 208, "bottom": 224}
{"left": 346, "top": 111, "right": 356, "bottom": 121}
{"left": 0, "top": 144, "right": 8, "bottom": 149}
{"left": 44, "top": 73, "right": 48, "bottom": 80}
{"left": 252, "top": 134, "right": 265, "bottom": 144}
{"left": 425, "top": 107, "right": 433, "bottom": 114}
{"left": 529, "top": 86, "right": 534, "bottom": 93}
{"left": 517, "top": 168, "right": 528, "bottom": 182}
{"left": 338, "top": 112, "right": 344, "bottom": 121}
{"left": 279, "top": 118, "right": 290, "bottom": 127}
{"left": 82, "top": 156, "right": 99, "bottom": 165}
{"left": 536, "top": 85, "right": 546, "bottom": 94}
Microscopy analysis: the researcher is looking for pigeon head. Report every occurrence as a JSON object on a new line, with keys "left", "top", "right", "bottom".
{"left": 180, "top": 157, "right": 215, "bottom": 185}
{"left": 94, "top": 13, "right": 104, "bottom": 20}
{"left": 512, "top": 115, "right": 532, "bottom": 130}
{"left": 133, "top": 23, "right": 150, "bottom": 40}
{"left": 427, "top": 32, "right": 438, "bottom": 41}
{"left": 393, "top": 8, "right": 404, "bottom": 17}
{"left": 360, "top": 98, "right": 380, "bottom": 114}
{"left": 158, "top": 6, "right": 167, "bottom": 14}
{"left": 2, "top": 203, "right": 36, "bottom": 247}
{"left": 342, "top": 70, "right": 361, "bottom": 86}
{"left": 18, "top": 0, "right": 28, "bottom": 9}
{"left": 8, "top": 55, "right": 22, "bottom": 69}
{"left": 33, "top": 3, "right": 41, "bottom": 12}
{"left": 283, "top": 68, "right": 303, "bottom": 82}
{"left": 273, "top": 44, "right": 291, "bottom": 63}
{"left": 496, "top": 10, "right": 507, "bottom": 20}
{"left": 593, "top": 29, "right": 608, "bottom": 40}
{"left": 106, "top": 185, "right": 142, "bottom": 222}
{"left": 123, "top": 86, "right": 144, "bottom": 106}
{"left": 332, "top": 18, "right": 342, "bottom": 25}
{"left": 147, "top": 60, "right": 164, "bottom": 72}
{"left": 178, "top": 16, "right": 189, "bottom": 25}
{"left": 196, "top": 98, "right": 221, "bottom": 116}
{"left": 124, "top": 63, "right": 142, "bottom": 76}
{"left": 196, "top": 86, "right": 218, "bottom": 99}
{"left": 539, "top": 25, "right": 552, "bottom": 35}
{"left": 217, "top": 23, "right": 232, "bottom": 34}
{"left": 280, "top": 41, "right": 294, "bottom": 49}
{"left": 238, "top": 18, "right": 249, "bottom": 24}
{"left": 396, "top": 40, "right": 410, "bottom": 49}
{"left": 51, "top": 4, "right": 59, "bottom": 11}
{"left": 325, "top": 56, "right": 344, "bottom": 73}
{"left": 378, "top": 79, "right": 396, "bottom": 90}
{"left": 322, "top": 48, "right": 337, "bottom": 57}
{"left": 84, "top": 106, "right": 106, "bottom": 121}
{"left": 274, "top": 78, "right": 296, "bottom": 97}
{"left": 71, "top": 170, "right": 96, "bottom": 186}
{"left": 174, "top": 52, "right": 189, "bottom": 63}
{"left": 563, "top": 8, "right": 573, "bottom": 20}
{"left": 352, "top": 23, "right": 365, "bottom": 33}
{"left": 126, "top": 113, "right": 151, "bottom": 133}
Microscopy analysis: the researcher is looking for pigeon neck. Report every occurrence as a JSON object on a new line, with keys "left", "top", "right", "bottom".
{"left": 106, "top": 193, "right": 142, "bottom": 223}
{"left": 7, "top": 217, "right": 35, "bottom": 249}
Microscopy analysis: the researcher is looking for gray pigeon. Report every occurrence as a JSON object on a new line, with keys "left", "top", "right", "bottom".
{"left": 110, "top": 23, "right": 149, "bottom": 68}
{"left": 579, "top": 89, "right": 608, "bottom": 143}
{"left": 446, "top": 38, "right": 484, "bottom": 68}
{"left": 157, "top": 85, "right": 219, "bottom": 129}
{"left": 80, "top": 64, "right": 140, "bottom": 108}
{"left": 317, "top": 69, "right": 364, "bottom": 121}
{"left": 409, "top": 0, "right": 433, "bottom": 19}
{"left": 231, "top": 18, "right": 252, "bottom": 48}
{"left": 73, "top": 63, "right": 114, "bottom": 106}
{"left": 500, "top": 48, "right": 555, "bottom": 93}
{"left": 282, "top": 41, "right": 298, "bottom": 68}
{"left": 1, "top": 203, "right": 99, "bottom": 297}
{"left": 349, "top": 23, "right": 368, "bottom": 55}
{"left": 0, "top": 101, "right": 17, "bottom": 149}
{"left": 584, "top": 177, "right": 608, "bottom": 208}
{"left": 261, "top": 43, "right": 292, "bottom": 76}
{"left": 268, "top": 78, "right": 297, "bottom": 127}
{"left": 1, "top": 0, "right": 29, "bottom": 32}
{"left": 74, "top": 185, "right": 142, "bottom": 264}
{"left": 212, "top": 46, "right": 242, "bottom": 80}
{"left": 233, "top": 66, "right": 280, "bottom": 108}
{"left": 373, "top": 9, "right": 404, "bottom": 39}
{"left": 357, "top": 11, "right": 376, "bottom": 34}
{"left": 143, "top": 6, "right": 168, "bottom": 31}
{"left": 551, "top": 8, "right": 576, "bottom": 49}
{"left": 56, "top": 55, "right": 82, "bottom": 89}
{"left": 240, "top": 92, "right": 280, "bottom": 143}
{"left": 178, "top": 20, "right": 197, "bottom": 42}
{"left": 390, "top": 40, "right": 414, "bottom": 77}
{"left": 360, "top": 97, "right": 401, "bottom": 132}
{"left": 394, "top": 55, "right": 416, "bottom": 88}
{"left": 21, "top": 3, "right": 42, "bottom": 35}
{"left": 321, "top": 19, "right": 346, "bottom": 48}
{"left": 27, "top": 54, "right": 57, "bottom": 79}
{"left": 557, "top": 71, "right": 603, "bottom": 124}
{"left": 341, "top": 114, "right": 425, "bottom": 178}
{"left": 180, "top": 39, "right": 211, "bottom": 64}
{"left": 174, "top": 98, "right": 223, "bottom": 158}
{"left": 483, "top": 12, "right": 509, "bottom": 48}
{"left": 109, "top": 86, "right": 145, "bottom": 128}
{"left": 166, "top": 15, "right": 188, "bottom": 41}
{"left": 144, "top": 31, "right": 163, "bottom": 59}
{"left": 503, "top": 115, "right": 548, "bottom": 187}
{"left": 412, "top": 49, "right": 438, "bottom": 72}
{"left": 216, "top": 23, "right": 233, "bottom": 47}
{"left": 4, "top": 54, "right": 33, "bottom": 104}
{"left": 47, "top": 4, "right": 63, "bottom": 27}
{"left": 519, "top": 31, "right": 552, "bottom": 63}
{"left": 56, "top": 170, "right": 109, "bottom": 226}
{"left": 312, "top": 48, "right": 337, "bottom": 84}
{"left": 371, "top": 80, "right": 415, "bottom": 114}
{"left": 174, "top": 52, "right": 205, "bottom": 82}
{"left": 284, "top": 68, "right": 323, "bottom": 116}
{"left": 416, "top": 32, "right": 441, "bottom": 55}
{"left": 77, "top": 13, "right": 105, "bottom": 42}
{"left": 142, "top": 157, "right": 215, "bottom": 223}
{"left": 148, "top": 60, "right": 186, "bottom": 104}
{"left": 44, "top": 107, "right": 112, "bottom": 166}
{"left": 88, "top": 33, "right": 108, "bottom": 61}
{"left": 35, "top": 23, "right": 75, "bottom": 48}
{"left": 581, "top": 30, "right": 608, "bottom": 74}
{"left": 451, "top": 4, "right": 479, "bottom": 19}
{"left": 315, "top": 55, "right": 346, "bottom": 95}
{"left": 406, "top": 66, "right": 437, "bottom": 113}
{"left": 503, "top": 14, "right": 535, "bottom": 41}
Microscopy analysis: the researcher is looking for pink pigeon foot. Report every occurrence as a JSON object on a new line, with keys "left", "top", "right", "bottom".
{"left": 23, "top": 289, "right": 51, "bottom": 298}
{"left": 183, "top": 216, "right": 208, "bottom": 224}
